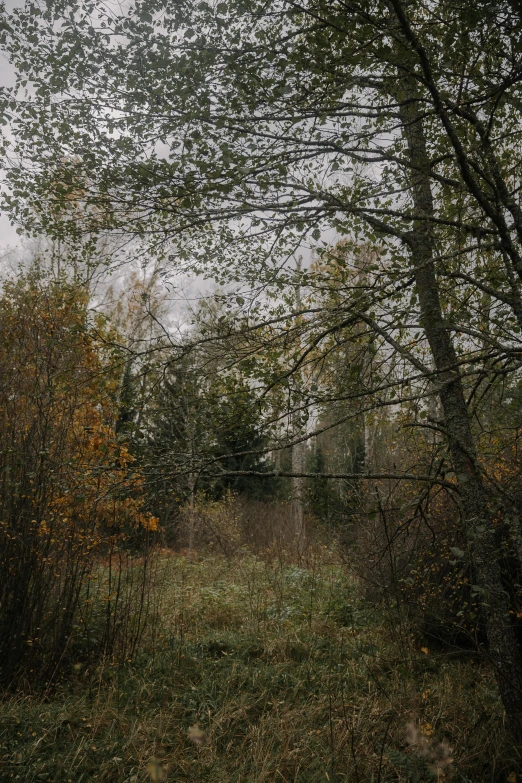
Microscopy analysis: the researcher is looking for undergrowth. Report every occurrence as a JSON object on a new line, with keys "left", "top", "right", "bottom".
{"left": 0, "top": 550, "right": 517, "bottom": 782}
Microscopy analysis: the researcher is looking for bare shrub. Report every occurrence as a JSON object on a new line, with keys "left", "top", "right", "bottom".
{"left": 237, "top": 497, "right": 323, "bottom": 563}
{"left": 345, "top": 477, "right": 487, "bottom": 650}
{"left": 173, "top": 492, "right": 321, "bottom": 563}
{"left": 176, "top": 491, "right": 242, "bottom": 557}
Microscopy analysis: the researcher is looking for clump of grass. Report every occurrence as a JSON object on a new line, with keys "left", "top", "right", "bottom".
{"left": 0, "top": 551, "right": 517, "bottom": 782}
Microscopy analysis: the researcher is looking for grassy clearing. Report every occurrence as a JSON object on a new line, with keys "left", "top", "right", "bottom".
{"left": 0, "top": 550, "right": 517, "bottom": 782}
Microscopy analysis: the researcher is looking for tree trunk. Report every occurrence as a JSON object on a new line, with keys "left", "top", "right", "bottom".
{"left": 401, "top": 102, "right": 522, "bottom": 740}
{"left": 292, "top": 256, "right": 306, "bottom": 556}
{"left": 188, "top": 476, "right": 195, "bottom": 557}
{"left": 291, "top": 438, "right": 306, "bottom": 556}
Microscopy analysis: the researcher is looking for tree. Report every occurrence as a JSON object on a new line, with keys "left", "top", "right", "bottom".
{"left": 134, "top": 340, "right": 282, "bottom": 532}
{"left": 5, "top": 0, "right": 522, "bottom": 736}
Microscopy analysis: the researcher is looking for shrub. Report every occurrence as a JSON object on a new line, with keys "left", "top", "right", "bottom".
{"left": 0, "top": 272, "right": 157, "bottom": 686}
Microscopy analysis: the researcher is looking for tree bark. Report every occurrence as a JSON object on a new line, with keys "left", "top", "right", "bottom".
{"left": 401, "top": 101, "right": 522, "bottom": 740}
{"left": 292, "top": 257, "right": 306, "bottom": 557}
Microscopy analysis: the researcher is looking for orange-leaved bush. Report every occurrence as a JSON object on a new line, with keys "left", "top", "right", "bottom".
{"left": 0, "top": 272, "right": 158, "bottom": 686}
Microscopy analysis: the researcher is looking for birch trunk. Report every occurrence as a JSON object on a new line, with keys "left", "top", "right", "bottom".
{"left": 291, "top": 439, "right": 306, "bottom": 556}
{"left": 291, "top": 256, "right": 307, "bottom": 555}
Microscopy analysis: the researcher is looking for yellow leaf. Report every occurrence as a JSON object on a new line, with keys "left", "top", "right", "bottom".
{"left": 146, "top": 758, "right": 168, "bottom": 782}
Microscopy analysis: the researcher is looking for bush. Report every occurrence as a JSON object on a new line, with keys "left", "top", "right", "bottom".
{"left": 0, "top": 273, "right": 157, "bottom": 686}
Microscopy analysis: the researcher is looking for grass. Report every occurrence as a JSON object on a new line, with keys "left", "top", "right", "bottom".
{"left": 0, "top": 548, "right": 518, "bottom": 782}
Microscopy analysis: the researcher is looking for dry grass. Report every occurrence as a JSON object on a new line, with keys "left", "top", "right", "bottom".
{"left": 0, "top": 549, "right": 518, "bottom": 782}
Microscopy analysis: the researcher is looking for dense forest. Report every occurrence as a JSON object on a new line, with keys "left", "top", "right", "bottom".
{"left": 1, "top": 0, "right": 522, "bottom": 780}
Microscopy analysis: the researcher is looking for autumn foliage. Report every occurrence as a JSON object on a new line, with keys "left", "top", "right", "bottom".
{"left": 0, "top": 272, "right": 157, "bottom": 686}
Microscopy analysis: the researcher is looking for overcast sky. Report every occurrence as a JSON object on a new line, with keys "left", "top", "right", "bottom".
{"left": 0, "top": 0, "right": 26, "bottom": 249}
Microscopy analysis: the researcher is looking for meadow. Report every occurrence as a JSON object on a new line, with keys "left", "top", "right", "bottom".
{"left": 0, "top": 548, "right": 515, "bottom": 783}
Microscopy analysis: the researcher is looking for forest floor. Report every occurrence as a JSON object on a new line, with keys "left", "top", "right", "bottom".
{"left": 0, "top": 550, "right": 518, "bottom": 783}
